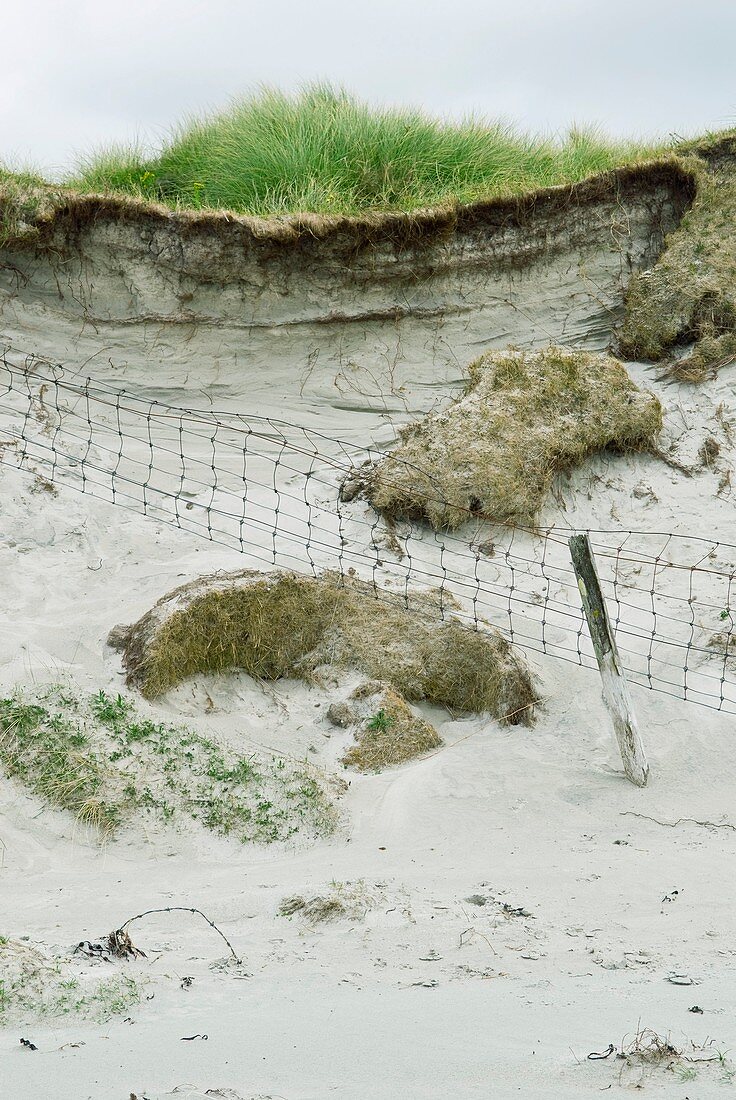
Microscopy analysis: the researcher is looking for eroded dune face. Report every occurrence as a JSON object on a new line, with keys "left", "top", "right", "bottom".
{"left": 0, "top": 165, "right": 693, "bottom": 416}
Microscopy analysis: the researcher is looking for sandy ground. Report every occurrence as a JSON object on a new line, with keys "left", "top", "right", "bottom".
{"left": 3, "top": 352, "right": 736, "bottom": 1100}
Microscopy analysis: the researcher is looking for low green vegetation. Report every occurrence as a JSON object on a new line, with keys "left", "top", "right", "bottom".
{"left": 367, "top": 345, "right": 662, "bottom": 529}
{"left": 367, "top": 709, "right": 394, "bottom": 733}
{"left": 0, "top": 937, "right": 142, "bottom": 1022}
{"left": 115, "top": 570, "right": 537, "bottom": 724}
{"left": 0, "top": 685, "right": 338, "bottom": 842}
{"left": 68, "top": 84, "right": 662, "bottom": 216}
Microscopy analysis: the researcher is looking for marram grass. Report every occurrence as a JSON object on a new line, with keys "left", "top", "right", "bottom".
{"left": 67, "top": 84, "right": 663, "bottom": 217}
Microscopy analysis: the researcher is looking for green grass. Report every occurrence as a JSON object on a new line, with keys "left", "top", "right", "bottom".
{"left": 65, "top": 84, "right": 663, "bottom": 217}
{"left": 0, "top": 685, "right": 339, "bottom": 843}
{"left": 366, "top": 709, "right": 394, "bottom": 733}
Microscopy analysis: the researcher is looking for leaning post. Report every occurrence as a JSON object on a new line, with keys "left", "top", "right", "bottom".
{"left": 568, "top": 533, "right": 649, "bottom": 787}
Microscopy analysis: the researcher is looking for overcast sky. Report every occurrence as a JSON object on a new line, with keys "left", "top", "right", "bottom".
{"left": 4, "top": 0, "right": 736, "bottom": 176}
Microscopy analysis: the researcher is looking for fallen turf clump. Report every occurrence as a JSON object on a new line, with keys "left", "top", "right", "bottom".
{"left": 365, "top": 345, "right": 662, "bottom": 529}
{"left": 111, "top": 570, "right": 536, "bottom": 725}
{"left": 0, "top": 685, "right": 339, "bottom": 842}
{"left": 329, "top": 681, "right": 442, "bottom": 772}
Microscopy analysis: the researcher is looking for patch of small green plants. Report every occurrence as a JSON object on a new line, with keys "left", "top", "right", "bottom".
{"left": 0, "top": 685, "right": 339, "bottom": 843}
{"left": 0, "top": 938, "right": 142, "bottom": 1022}
{"left": 366, "top": 709, "right": 395, "bottom": 733}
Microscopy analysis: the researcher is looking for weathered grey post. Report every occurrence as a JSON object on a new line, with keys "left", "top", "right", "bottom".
{"left": 568, "top": 533, "right": 649, "bottom": 787}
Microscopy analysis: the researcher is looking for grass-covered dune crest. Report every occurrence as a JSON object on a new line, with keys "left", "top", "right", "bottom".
{"left": 0, "top": 84, "right": 698, "bottom": 251}
{"left": 68, "top": 84, "right": 667, "bottom": 218}
{"left": 0, "top": 156, "right": 695, "bottom": 254}
{"left": 2, "top": 89, "right": 734, "bottom": 373}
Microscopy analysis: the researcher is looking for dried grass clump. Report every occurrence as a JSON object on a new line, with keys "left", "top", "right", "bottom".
{"left": 340, "top": 682, "right": 442, "bottom": 772}
{"left": 0, "top": 169, "right": 62, "bottom": 248}
{"left": 366, "top": 346, "right": 662, "bottom": 529}
{"left": 278, "top": 880, "right": 381, "bottom": 922}
{"left": 707, "top": 631, "right": 736, "bottom": 657}
{"left": 278, "top": 895, "right": 346, "bottom": 922}
{"left": 114, "top": 570, "right": 536, "bottom": 724}
{"left": 617, "top": 136, "right": 736, "bottom": 380}
{"left": 617, "top": 1027, "right": 684, "bottom": 1073}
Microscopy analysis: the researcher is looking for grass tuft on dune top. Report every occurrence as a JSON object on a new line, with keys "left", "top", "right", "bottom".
{"left": 68, "top": 84, "right": 662, "bottom": 217}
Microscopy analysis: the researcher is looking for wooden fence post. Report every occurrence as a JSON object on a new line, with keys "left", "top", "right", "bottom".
{"left": 568, "top": 533, "right": 649, "bottom": 787}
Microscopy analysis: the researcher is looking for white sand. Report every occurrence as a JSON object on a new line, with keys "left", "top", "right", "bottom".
{"left": 2, "top": 349, "right": 736, "bottom": 1100}
{"left": 2, "top": 186, "right": 736, "bottom": 1096}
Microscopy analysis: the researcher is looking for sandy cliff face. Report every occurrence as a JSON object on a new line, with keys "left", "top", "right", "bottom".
{"left": 0, "top": 165, "right": 692, "bottom": 412}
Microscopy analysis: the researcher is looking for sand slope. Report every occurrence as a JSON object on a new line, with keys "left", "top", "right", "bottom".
{"left": 2, "top": 357, "right": 736, "bottom": 1097}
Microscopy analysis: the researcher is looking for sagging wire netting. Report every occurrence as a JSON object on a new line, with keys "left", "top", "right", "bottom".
{"left": 1, "top": 350, "right": 736, "bottom": 713}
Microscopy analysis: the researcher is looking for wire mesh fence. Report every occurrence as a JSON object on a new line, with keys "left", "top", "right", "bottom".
{"left": 2, "top": 348, "right": 736, "bottom": 713}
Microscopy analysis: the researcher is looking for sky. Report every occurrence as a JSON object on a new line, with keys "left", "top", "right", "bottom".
{"left": 4, "top": 0, "right": 736, "bottom": 176}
